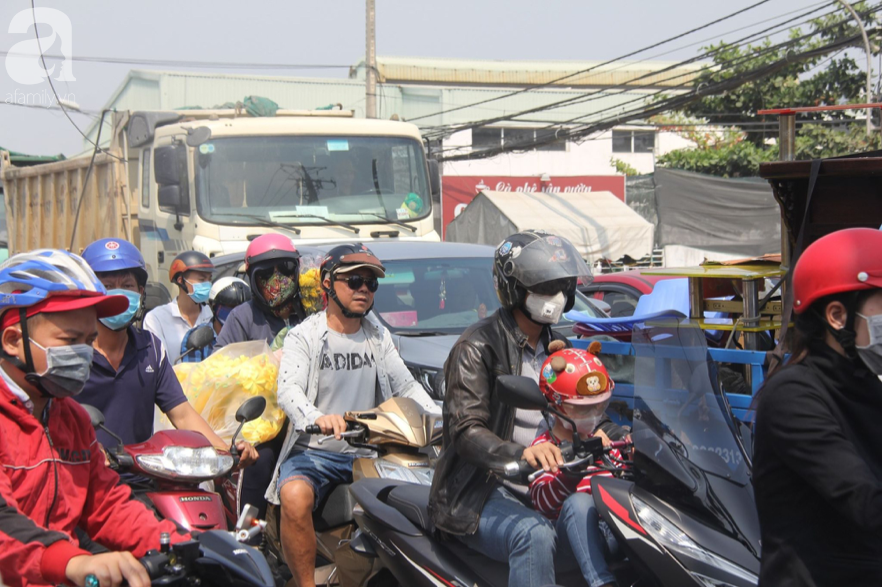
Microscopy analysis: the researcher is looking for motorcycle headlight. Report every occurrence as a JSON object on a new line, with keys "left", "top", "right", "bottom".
{"left": 375, "top": 461, "right": 434, "bottom": 485}
{"left": 631, "top": 496, "right": 757, "bottom": 587}
{"left": 137, "top": 446, "right": 234, "bottom": 481}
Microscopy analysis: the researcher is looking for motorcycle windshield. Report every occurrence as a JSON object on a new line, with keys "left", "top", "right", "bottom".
{"left": 631, "top": 321, "right": 750, "bottom": 487}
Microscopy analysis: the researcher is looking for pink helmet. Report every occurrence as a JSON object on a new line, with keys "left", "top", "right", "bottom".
{"left": 245, "top": 234, "right": 300, "bottom": 272}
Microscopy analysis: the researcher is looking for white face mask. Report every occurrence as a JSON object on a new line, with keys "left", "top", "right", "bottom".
{"left": 524, "top": 291, "right": 566, "bottom": 324}
{"left": 857, "top": 312, "right": 882, "bottom": 375}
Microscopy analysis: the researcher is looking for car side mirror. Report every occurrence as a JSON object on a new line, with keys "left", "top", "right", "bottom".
{"left": 496, "top": 375, "right": 548, "bottom": 410}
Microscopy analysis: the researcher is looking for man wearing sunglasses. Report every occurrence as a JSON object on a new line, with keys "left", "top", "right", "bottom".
{"left": 268, "top": 243, "right": 439, "bottom": 587}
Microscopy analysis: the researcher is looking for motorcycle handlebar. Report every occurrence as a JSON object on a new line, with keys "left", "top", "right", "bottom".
{"left": 304, "top": 424, "right": 322, "bottom": 434}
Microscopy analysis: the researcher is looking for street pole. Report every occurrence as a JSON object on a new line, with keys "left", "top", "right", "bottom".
{"left": 365, "top": 0, "right": 377, "bottom": 119}
{"left": 836, "top": 0, "right": 874, "bottom": 135}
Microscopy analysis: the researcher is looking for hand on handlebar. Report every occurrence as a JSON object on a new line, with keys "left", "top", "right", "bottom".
{"left": 314, "top": 414, "right": 348, "bottom": 440}
{"left": 593, "top": 429, "right": 611, "bottom": 447}
{"left": 235, "top": 441, "right": 259, "bottom": 469}
{"left": 522, "top": 442, "right": 563, "bottom": 473}
{"left": 66, "top": 552, "right": 150, "bottom": 587}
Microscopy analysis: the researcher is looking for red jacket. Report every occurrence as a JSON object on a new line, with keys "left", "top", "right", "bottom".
{"left": 0, "top": 377, "right": 189, "bottom": 587}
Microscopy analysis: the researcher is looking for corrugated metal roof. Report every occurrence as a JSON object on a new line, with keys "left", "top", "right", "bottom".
{"left": 353, "top": 56, "right": 707, "bottom": 88}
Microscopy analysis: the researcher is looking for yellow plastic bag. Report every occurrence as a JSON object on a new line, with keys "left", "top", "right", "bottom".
{"left": 171, "top": 341, "right": 284, "bottom": 445}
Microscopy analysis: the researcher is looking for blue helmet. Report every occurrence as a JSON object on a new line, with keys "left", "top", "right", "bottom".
{"left": 82, "top": 238, "right": 148, "bottom": 286}
{"left": 0, "top": 249, "right": 119, "bottom": 322}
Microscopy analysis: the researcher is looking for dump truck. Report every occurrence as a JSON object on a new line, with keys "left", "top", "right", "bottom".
{"left": 1, "top": 108, "right": 441, "bottom": 293}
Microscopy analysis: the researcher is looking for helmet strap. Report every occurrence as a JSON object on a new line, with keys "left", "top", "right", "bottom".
{"left": 326, "top": 275, "right": 369, "bottom": 319}
{"left": 17, "top": 310, "right": 52, "bottom": 398}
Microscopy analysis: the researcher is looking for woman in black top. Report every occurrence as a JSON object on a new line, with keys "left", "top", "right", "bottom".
{"left": 754, "top": 228, "right": 882, "bottom": 587}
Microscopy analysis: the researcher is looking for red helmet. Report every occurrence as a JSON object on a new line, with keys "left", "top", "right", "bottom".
{"left": 245, "top": 234, "right": 300, "bottom": 272}
{"left": 540, "top": 344, "right": 614, "bottom": 407}
{"left": 168, "top": 251, "right": 214, "bottom": 285}
{"left": 793, "top": 228, "right": 882, "bottom": 314}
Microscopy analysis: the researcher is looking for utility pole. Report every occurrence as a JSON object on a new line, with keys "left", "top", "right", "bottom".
{"left": 836, "top": 0, "right": 874, "bottom": 135}
{"left": 365, "top": 0, "right": 377, "bottom": 119}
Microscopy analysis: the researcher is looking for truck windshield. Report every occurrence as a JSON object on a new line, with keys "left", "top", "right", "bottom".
{"left": 194, "top": 136, "right": 431, "bottom": 226}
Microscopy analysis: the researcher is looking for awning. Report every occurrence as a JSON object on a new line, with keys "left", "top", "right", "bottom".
{"left": 445, "top": 190, "right": 654, "bottom": 263}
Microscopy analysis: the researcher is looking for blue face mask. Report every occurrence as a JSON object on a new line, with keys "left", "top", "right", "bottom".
{"left": 99, "top": 289, "right": 142, "bottom": 331}
{"left": 187, "top": 280, "right": 212, "bottom": 304}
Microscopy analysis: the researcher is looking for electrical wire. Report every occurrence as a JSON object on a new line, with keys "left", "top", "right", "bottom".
{"left": 439, "top": 25, "right": 877, "bottom": 161}
{"left": 407, "top": 0, "right": 778, "bottom": 123}
{"left": 423, "top": 1, "right": 865, "bottom": 141}
{"left": 0, "top": 50, "right": 351, "bottom": 70}
{"left": 29, "top": 0, "right": 126, "bottom": 163}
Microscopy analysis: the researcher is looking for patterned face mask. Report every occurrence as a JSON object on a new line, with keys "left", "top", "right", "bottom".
{"left": 257, "top": 268, "right": 299, "bottom": 309}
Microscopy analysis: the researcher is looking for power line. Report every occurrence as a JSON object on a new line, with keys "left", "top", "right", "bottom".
{"left": 0, "top": 50, "right": 352, "bottom": 70}
{"left": 407, "top": 0, "right": 777, "bottom": 123}
{"left": 422, "top": 1, "right": 854, "bottom": 140}
{"left": 28, "top": 0, "right": 126, "bottom": 163}
{"left": 439, "top": 25, "right": 877, "bottom": 161}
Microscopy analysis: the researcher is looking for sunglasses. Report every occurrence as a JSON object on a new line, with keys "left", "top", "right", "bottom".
{"left": 255, "top": 260, "right": 298, "bottom": 278}
{"left": 531, "top": 277, "right": 577, "bottom": 296}
{"left": 339, "top": 274, "right": 379, "bottom": 293}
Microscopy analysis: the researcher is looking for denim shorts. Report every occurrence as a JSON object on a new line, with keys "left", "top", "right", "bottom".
{"left": 277, "top": 449, "right": 356, "bottom": 510}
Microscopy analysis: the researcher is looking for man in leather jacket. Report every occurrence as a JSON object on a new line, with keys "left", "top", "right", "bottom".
{"left": 429, "top": 231, "right": 622, "bottom": 587}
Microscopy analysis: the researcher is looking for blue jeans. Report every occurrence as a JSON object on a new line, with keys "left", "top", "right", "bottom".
{"left": 277, "top": 449, "right": 356, "bottom": 510}
{"left": 557, "top": 492, "right": 618, "bottom": 587}
{"left": 458, "top": 486, "right": 577, "bottom": 587}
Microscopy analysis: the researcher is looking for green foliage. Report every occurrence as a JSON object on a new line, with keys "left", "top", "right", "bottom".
{"left": 657, "top": 2, "right": 882, "bottom": 176}
{"left": 610, "top": 158, "right": 640, "bottom": 176}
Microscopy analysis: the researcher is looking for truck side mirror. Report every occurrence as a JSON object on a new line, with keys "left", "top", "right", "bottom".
{"left": 158, "top": 184, "right": 183, "bottom": 210}
{"left": 428, "top": 158, "right": 441, "bottom": 198}
{"left": 154, "top": 144, "right": 185, "bottom": 186}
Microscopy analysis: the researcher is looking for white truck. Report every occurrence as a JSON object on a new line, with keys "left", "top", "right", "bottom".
{"left": 1, "top": 108, "right": 440, "bottom": 294}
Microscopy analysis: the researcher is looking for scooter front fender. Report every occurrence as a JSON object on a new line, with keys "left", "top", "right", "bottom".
{"left": 148, "top": 491, "right": 227, "bottom": 532}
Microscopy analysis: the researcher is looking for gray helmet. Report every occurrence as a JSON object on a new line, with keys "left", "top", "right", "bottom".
{"left": 493, "top": 230, "right": 592, "bottom": 312}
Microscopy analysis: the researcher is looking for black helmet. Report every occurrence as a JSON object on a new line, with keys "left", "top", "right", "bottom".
{"left": 321, "top": 243, "right": 386, "bottom": 318}
{"left": 169, "top": 251, "right": 214, "bottom": 285}
{"left": 209, "top": 277, "right": 252, "bottom": 310}
{"left": 493, "top": 230, "right": 592, "bottom": 313}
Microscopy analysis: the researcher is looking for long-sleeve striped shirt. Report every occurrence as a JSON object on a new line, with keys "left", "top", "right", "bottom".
{"left": 528, "top": 431, "right": 622, "bottom": 520}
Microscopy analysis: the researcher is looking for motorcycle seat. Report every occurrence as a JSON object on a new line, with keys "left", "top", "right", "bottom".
{"left": 386, "top": 484, "right": 433, "bottom": 533}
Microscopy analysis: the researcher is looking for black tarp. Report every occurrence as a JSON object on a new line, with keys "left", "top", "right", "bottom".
{"left": 654, "top": 167, "right": 780, "bottom": 256}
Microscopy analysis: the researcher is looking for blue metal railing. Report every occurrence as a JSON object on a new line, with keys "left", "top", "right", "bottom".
{"left": 570, "top": 339, "right": 765, "bottom": 423}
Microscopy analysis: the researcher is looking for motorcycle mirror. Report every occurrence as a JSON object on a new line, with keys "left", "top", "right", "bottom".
{"left": 236, "top": 396, "right": 267, "bottom": 424}
{"left": 81, "top": 404, "right": 105, "bottom": 429}
{"left": 496, "top": 375, "right": 548, "bottom": 411}
{"left": 186, "top": 324, "right": 215, "bottom": 352}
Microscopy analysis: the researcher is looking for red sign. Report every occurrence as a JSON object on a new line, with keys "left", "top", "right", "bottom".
{"left": 441, "top": 176, "right": 626, "bottom": 237}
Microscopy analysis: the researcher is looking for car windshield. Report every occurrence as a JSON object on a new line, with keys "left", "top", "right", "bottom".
{"left": 374, "top": 256, "right": 602, "bottom": 334}
{"left": 194, "top": 136, "right": 431, "bottom": 226}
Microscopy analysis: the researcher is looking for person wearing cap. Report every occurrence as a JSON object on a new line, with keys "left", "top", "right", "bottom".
{"left": 216, "top": 233, "right": 305, "bottom": 349}
{"left": 179, "top": 277, "right": 252, "bottom": 363}
{"left": 76, "top": 239, "right": 257, "bottom": 468}
{"left": 267, "top": 243, "right": 439, "bottom": 587}
{"left": 143, "top": 251, "right": 214, "bottom": 364}
{"left": 754, "top": 228, "right": 882, "bottom": 586}
{"left": 0, "top": 249, "right": 191, "bottom": 587}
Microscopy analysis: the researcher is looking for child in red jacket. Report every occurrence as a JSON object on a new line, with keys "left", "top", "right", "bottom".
{"left": 529, "top": 344, "right": 624, "bottom": 587}
{"left": 0, "top": 250, "right": 190, "bottom": 587}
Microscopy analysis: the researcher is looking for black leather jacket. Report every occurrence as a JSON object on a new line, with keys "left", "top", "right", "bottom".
{"left": 428, "top": 309, "right": 622, "bottom": 535}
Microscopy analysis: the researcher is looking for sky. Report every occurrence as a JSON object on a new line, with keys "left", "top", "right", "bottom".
{"left": 0, "top": 0, "right": 855, "bottom": 156}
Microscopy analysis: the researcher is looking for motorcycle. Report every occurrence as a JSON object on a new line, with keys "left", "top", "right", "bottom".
{"left": 136, "top": 527, "right": 274, "bottom": 586}
{"left": 82, "top": 395, "right": 268, "bottom": 533}
{"left": 347, "top": 321, "right": 760, "bottom": 587}
{"left": 263, "top": 396, "right": 442, "bottom": 586}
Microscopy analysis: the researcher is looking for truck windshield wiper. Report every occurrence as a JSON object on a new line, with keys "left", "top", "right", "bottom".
{"left": 212, "top": 213, "right": 302, "bottom": 235}
{"left": 359, "top": 212, "right": 417, "bottom": 233}
{"left": 269, "top": 213, "right": 360, "bottom": 235}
